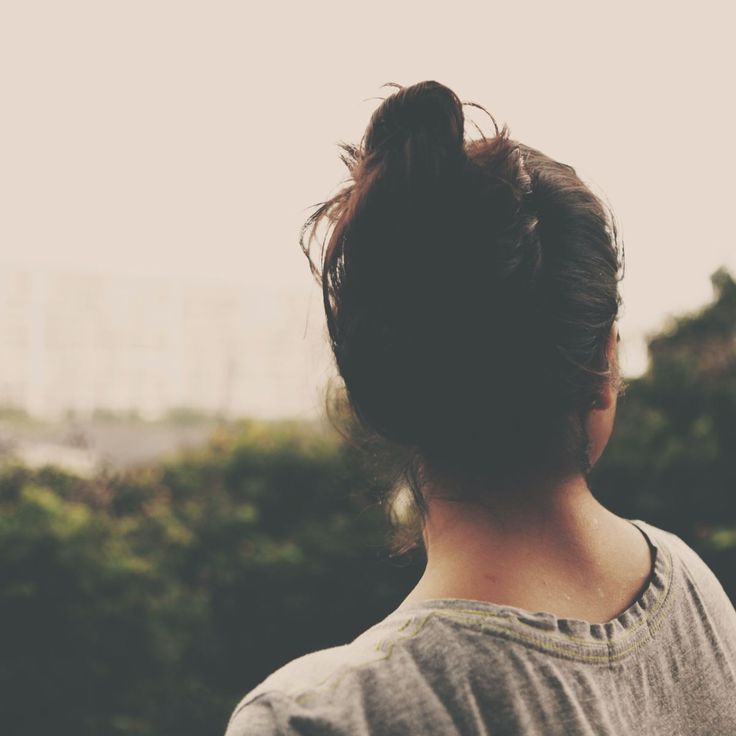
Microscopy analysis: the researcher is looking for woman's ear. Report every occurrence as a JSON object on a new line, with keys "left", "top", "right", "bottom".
{"left": 585, "top": 323, "right": 621, "bottom": 466}
{"left": 593, "top": 323, "right": 620, "bottom": 411}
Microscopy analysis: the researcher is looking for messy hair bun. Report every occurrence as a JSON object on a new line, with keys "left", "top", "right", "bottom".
{"left": 362, "top": 80, "right": 465, "bottom": 182}
{"left": 300, "top": 80, "right": 624, "bottom": 553}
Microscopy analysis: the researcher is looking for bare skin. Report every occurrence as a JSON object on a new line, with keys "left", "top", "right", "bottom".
{"left": 397, "top": 324, "right": 655, "bottom": 624}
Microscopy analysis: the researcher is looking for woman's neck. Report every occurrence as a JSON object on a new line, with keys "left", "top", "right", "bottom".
{"left": 397, "top": 474, "right": 654, "bottom": 623}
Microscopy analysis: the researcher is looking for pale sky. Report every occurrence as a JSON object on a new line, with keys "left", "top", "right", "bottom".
{"left": 1, "top": 1, "right": 734, "bottom": 386}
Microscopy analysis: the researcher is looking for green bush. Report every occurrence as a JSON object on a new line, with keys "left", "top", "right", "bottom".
{"left": 0, "top": 421, "right": 419, "bottom": 735}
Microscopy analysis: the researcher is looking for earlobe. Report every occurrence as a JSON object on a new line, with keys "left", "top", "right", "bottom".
{"left": 594, "top": 382, "right": 615, "bottom": 411}
{"left": 594, "top": 324, "right": 620, "bottom": 412}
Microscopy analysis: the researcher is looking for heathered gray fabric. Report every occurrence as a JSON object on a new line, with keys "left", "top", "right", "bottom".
{"left": 225, "top": 519, "right": 736, "bottom": 735}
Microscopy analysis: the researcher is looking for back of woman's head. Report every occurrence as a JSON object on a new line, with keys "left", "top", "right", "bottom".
{"left": 300, "top": 80, "right": 625, "bottom": 551}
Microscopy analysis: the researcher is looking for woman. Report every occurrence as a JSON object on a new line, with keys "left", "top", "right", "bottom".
{"left": 226, "top": 80, "right": 736, "bottom": 735}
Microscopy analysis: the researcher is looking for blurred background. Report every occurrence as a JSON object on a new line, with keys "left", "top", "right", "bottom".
{"left": 1, "top": 1, "right": 734, "bottom": 734}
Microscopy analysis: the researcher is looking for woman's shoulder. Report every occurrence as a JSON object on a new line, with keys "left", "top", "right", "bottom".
{"left": 224, "top": 643, "right": 356, "bottom": 736}
{"left": 635, "top": 518, "right": 736, "bottom": 647}
{"left": 638, "top": 519, "right": 734, "bottom": 604}
{"left": 224, "top": 612, "right": 423, "bottom": 736}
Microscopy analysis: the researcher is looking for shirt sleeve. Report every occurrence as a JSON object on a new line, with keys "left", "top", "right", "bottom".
{"left": 225, "top": 695, "right": 282, "bottom": 736}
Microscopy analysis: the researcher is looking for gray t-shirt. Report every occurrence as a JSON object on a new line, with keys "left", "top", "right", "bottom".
{"left": 225, "top": 519, "right": 736, "bottom": 735}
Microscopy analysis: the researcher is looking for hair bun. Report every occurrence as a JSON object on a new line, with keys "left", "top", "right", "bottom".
{"left": 362, "top": 80, "right": 465, "bottom": 185}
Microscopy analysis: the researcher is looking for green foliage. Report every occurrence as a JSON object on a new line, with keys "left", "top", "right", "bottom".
{"left": 1, "top": 269, "right": 735, "bottom": 735}
{"left": 0, "top": 420, "right": 418, "bottom": 736}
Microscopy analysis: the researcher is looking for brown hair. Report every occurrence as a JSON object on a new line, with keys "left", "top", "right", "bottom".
{"left": 300, "top": 80, "right": 625, "bottom": 554}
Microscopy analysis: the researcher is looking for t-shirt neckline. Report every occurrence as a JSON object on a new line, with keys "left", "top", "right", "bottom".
{"left": 381, "top": 518, "right": 675, "bottom": 663}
